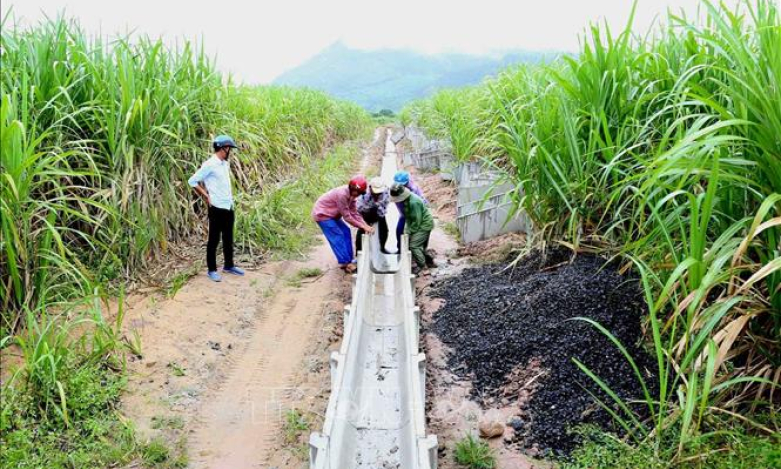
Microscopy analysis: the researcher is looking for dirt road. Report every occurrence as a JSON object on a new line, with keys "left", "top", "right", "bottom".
{"left": 188, "top": 245, "right": 339, "bottom": 468}
{"left": 120, "top": 242, "right": 346, "bottom": 468}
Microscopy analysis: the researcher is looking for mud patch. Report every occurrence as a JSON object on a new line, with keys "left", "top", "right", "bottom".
{"left": 429, "top": 248, "right": 656, "bottom": 456}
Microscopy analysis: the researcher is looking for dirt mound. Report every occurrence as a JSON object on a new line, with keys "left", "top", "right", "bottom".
{"left": 429, "top": 248, "right": 656, "bottom": 456}
{"left": 415, "top": 172, "right": 457, "bottom": 222}
{"left": 456, "top": 232, "right": 526, "bottom": 262}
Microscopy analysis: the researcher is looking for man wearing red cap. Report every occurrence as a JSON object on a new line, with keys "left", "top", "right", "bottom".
{"left": 312, "top": 176, "right": 375, "bottom": 273}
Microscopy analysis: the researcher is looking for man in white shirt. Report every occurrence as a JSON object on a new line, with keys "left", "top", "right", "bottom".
{"left": 188, "top": 135, "right": 245, "bottom": 282}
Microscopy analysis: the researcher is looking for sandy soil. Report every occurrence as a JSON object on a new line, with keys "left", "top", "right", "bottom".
{"left": 412, "top": 170, "right": 458, "bottom": 223}
{"left": 261, "top": 273, "right": 351, "bottom": 469}
{"left": 119, "top": 239, "right": 349, "bottom": 467}
{"left": 189, "top": 246, "right": 343, "bottom": 469}
{"left": 456, "top": 232, "right": 527, "bottom": 263}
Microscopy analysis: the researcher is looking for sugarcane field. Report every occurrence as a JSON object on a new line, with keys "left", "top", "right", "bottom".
{"left": 1, "top": 1, "right": 780, "bottom": 468}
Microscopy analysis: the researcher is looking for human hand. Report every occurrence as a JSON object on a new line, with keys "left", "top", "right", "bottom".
{"left": 365, "top": 226, "right": 376, "bottom": 235}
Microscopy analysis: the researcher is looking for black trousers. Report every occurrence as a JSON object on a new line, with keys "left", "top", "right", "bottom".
{"left": 356, "top": 210, "right": 389, "bottom": 253}
{"left": 207, "top": 206, "right": 235, "bottom": 272}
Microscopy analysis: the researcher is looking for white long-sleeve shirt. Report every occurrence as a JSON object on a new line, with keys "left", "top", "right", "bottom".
{"left": 187, "top": 155, "right": 233, "bottom": 210}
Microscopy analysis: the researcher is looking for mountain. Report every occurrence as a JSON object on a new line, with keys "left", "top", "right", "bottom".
{"left": 273, "top": 42, "right": 560, "bottom": 112}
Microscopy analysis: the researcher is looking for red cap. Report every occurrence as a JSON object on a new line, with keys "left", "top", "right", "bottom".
{"left": 348, "top": 175, "right": 368, "bottom": 194}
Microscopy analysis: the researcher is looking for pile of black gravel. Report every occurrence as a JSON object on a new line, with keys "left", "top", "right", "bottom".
{"left": 429, "top": 248, "right": 657, "bottom": 456}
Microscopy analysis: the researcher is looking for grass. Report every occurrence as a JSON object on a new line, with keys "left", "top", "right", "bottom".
{"left": 151, "top": 415, "right": 185, "bottom": 431}
{"left": 235, "top": 142, "right": 361, "bottom": 260}
{"left": 403, "top": 0, "right": 780, "bottom": 464}
{"left": 0, "top": 304, "right": 147, "bottom": 468}
{"left": 165, "top": 268, "right": 199, "bottom": 299}
{"left": 281, "top": 409, "right": 311, "bottom": 460}
{"left": 298, "top": 267, "right": 324, "bottom": 278}
{"left": 141, "top": 438, "right": 188, "bottom": 468}
{"left": 286, "top": 267, "right": 324, "bottom": 287}
{"left": 142, "top": 439, "right": 171, "bottom": 465}
{"left": 562, "top": 424, "right": 781, "bottom": 469}
{"left": 441, "top": 221, "right": 461, "bottom": 239}
{"left": 167, "top": 362, "right": 186, "bottom": 377}
{"left": 453, "top": 435, "right": 496, "bottom": 469}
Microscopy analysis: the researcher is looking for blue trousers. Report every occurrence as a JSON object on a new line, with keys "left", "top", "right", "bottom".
{"left": 396, "top": 215, "right": 406, "bottom": 248}
{"left": 318, "top": 219, "right": 354, "bottom": 265}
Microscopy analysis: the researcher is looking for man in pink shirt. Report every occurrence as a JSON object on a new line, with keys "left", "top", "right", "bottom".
{"left": 312, "top": 175, "right": 375, "bottom": 273}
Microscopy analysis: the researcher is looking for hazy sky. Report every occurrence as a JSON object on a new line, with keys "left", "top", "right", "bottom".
{"left": 7, "top": 0, "right": 711, "bottom": 83}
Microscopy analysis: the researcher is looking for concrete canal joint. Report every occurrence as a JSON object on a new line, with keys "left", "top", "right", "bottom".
{"left": 309, "top": 432, "right": 328, "bottom": 469}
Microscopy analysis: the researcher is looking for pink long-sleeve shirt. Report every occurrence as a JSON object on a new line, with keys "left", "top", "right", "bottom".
{"left": 312, "top": 186, "right": 371, "bottom": 230}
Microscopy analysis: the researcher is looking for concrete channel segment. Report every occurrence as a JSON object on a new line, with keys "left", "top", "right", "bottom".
{"left": 309, "top": 130, "right": 438, "bottom": 468}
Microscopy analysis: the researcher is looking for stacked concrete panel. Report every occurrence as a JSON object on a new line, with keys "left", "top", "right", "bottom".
{"left": 401, "top": 127, "right": 531, "bottom": 243}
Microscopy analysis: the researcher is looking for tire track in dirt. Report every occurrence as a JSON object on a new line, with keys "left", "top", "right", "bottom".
{"left": 189, "top": 244, "right": 339, "bottom": 469}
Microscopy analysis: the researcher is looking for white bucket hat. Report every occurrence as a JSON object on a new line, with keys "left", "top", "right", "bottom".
{"left": 369, "top": 177, "right": 387, "bottom": 194}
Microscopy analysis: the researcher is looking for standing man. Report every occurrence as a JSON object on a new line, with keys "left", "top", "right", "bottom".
{"left": 188, "top": 135, "right": 245, "bottom": 282}
{"left": 356, "top": 177, "right": 391, "bottom": 254}
{"left": 390, "top": 183, "right": 436, "bottom": 275}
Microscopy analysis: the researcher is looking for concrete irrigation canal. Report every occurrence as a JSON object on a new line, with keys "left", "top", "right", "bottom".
{"left": 309, "top": 131, "right": 438, "bottom": 468}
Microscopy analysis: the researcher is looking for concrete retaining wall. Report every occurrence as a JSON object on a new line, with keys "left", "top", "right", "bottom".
{"left": 401, "top": 127, "right": 531, "bottom": 244}
{"left": 456, "top": 186, "right": 528, "bottom": 244}
{"left": 456, "top": 178, "right": 529, "bottom": 243}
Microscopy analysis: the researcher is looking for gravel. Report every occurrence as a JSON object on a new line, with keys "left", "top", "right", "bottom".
{"left": 429, "top": 248, "right": 657, "bottom": 456}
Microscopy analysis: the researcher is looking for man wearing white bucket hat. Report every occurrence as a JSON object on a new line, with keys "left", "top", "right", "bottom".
{"left": 356, "top": 177, "right": 391, "bottom": 254}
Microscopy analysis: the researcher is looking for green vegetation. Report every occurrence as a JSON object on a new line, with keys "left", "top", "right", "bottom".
{"left": 373, "top": 110, "right": 397, "bottom": 125}
{"left": 403, "top": 0, "right": 780, "bottom": 465}
{"left": 441, "top": 221, "right": 462, "bottom": 239}
{"left": 281, "top": 409, "right": 311, "bottom": 459}
{"left": 165, "top": 267, "right": 199, "bottom": 298}
{"left": 0, "top": 14, "right": 369, "bottom": 469}
{"left": 235, "top": 144, "right": 361, "bottom": 259}
{"left": 151, "top": 415, "right": 185, "bottom": 431}
{"left": 453, "top": 435, "right": 496, "bottom": 469}
{"left": 563, "top": 424, "right": 780, "bottom": 469}
{"left": 285, "top": 267, "right": 325, "bottom": 287}
{"left": 0, "top": 16, "right": 370, "bottom": 329}
{"left": 141, "top": 438, "right": 188, "bottom": 468}
{"left": 298, "top": 267, "right": 324, "bottom": 278}
{"left": 1, "top": 301, "right": 151, "bottom": 468}
{"left": 167, "top": 362, "right": 186, "bottom": 377}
